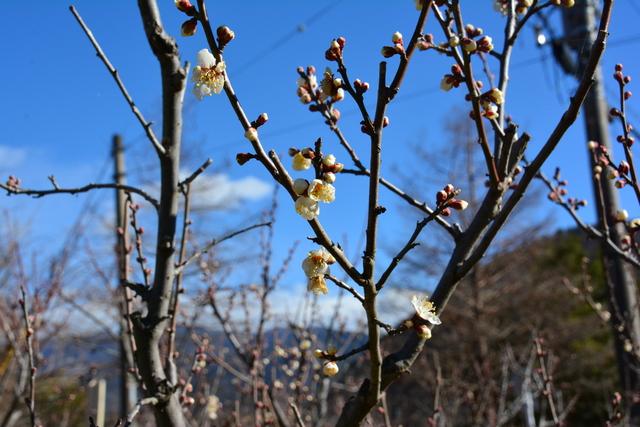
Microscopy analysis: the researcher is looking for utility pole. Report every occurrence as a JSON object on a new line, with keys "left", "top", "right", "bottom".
{"left": 113, "top": 135, "right": 138, "bottom": 419}
{"left": 562, "top": 0, "right": 640, "bottom": 420}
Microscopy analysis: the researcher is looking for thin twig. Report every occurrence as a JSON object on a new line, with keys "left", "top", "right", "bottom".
{"left": 69, "top": 6, "right": 165, "bottom": 156}
{"left": 175, "top": 222, "right": 271, "bottom": 274}
{"left": 290, "top": 402, "right": 306, "bottom": 427}
{"left": 19, "top": 286, "right": 36, "bottom": 427}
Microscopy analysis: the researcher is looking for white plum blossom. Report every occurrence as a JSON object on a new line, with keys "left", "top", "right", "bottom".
{"left": 292, "top": 152, "right": 312, "bottom": 171}
{"left": 308, "top": 179, "right": 335, "bottom": 203}
{"left": 295, "top": 196, "right": 320, "bottom": 220}
{"left": 302, "top": 248, "right": 336, "bottom": 295}
{"left": 411, "top": 295, "right": 441, "bottom": 325}
{"left": 192, "top": 49, "right": 226, "bottom": 100}
{"left": 206, "top": 395, "right": 220, "bottom": 420}
{"left": 302, "top": 248, "right": 334, "bottom": 277}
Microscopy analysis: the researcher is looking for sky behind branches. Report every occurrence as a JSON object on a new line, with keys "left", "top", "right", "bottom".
{"left": 2, "top": 1, "right": 640, "bottom": 310}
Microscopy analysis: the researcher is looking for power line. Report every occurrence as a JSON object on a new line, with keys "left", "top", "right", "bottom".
{"left": 233, "top": 0, "right": 344, "bottom": 77}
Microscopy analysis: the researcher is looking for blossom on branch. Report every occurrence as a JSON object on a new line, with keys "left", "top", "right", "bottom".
{"left": 302, "top": 248, "right": 335, "bottom": 294}
{"left": 440, "top": 64, "right": 465, "bottom": 92}
{"left": 292, "top": 152, "right": 312, "bottom": 171}
{"left": 308, "top": 179, "right": 336, "bottom": 203}
{"left": 295, "top": 196, "right": 320, "bottom": 220}
{"left": 411, "top": 295, "right": 441, "bottom": 325}
{"left": 192, "top": 49, "right": 226, "bottom": 100}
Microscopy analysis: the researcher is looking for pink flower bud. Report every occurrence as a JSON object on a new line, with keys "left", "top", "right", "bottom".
{"left": 236, "top": 153, "right": 253, "bottom": 165}
{"left": 175, "top": 0, "right": 196, "bottom": 15}
{"left": 181, "top": 18, "right": 198, "bottom": 37}
{"left": 217, "top": 26, "right": 235, "bottom": 47}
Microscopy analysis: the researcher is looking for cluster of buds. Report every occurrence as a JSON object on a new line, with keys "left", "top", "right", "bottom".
{"left": 5, "top": 175, "right": 21, "bottom": 190}
{"left": 452, "top": 25, "right": 493, "bottom": 54}
{"left": 175, "top": 0, "right": 197, "bottom": 36}
{"left": 301, "top": 247, "right": 336, "bottom": 295}
{"left": 192, "top": 49, "right": 226, "bottom": 100}
{"left": 589, "top": 141, "right": 632, "bottom": 189}
{"left": 179, "top": 380, "right": 195, "bottom": 406}
{"left": 353, "top": 78, "right": 370, "bottom": 94}
{"left": 325, "top": 37, "right": 346, "bottom": 62}
{"left": 611, "top": 64, "right": 635, "bottom": 147}
{"left": 440, "top": 64, "right": 465, "bottom": 92}
{"left": 478, "top": 88, "right": 504, "bottom": 119}
{"left": 296, "top": 66, "right": 318, "bottom": 104}
{"left": 546, "top": 167, "right": 588, "bottom": 209}
{"left": 289, "top": 148, "right": 342, "bottom": 220}
{"left": 551, "top": 0, "right": 575, "bottom": 7}
{"left": 381, "top": 31, "right": 405, "bottom": 58}
{"left": 435, "top": 184, "right": 468, "bottom": 216}
{"left": 416, "top": 33, "right": 435, "bottom": 51}
{"left": 547, "top": 175, "right": 588, "bottom": 210}
{"left": 319, "top": 68, "right": 345, "bottom": 103}
{"left": 192, "top": 345, "right": 208, "bottom": 374}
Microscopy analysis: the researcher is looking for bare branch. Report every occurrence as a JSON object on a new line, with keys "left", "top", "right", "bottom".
{"left": 0, "top": 181, "right": 159, "bottom": 210}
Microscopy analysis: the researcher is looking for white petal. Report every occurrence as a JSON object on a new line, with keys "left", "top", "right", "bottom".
{"left": 197, "top": 49, "right": 216, "bottom": 68}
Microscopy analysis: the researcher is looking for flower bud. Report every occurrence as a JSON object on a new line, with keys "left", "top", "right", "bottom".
{"left": 181, "top": 18, "right": 198, "bottom": 36}
{"left": 217, "top": 26, "right": 235, "bottom": 47}
{"left": 415, "top": 324, "right": 432, "bottom": 340}
{"left": 293, "top": 179, "right": 309, "bottom": 195}
{"left": 300, "top": 339, "right": 312, "bottom": 350}
{"left": 392, "top": 31, "right": 403, "bottom": 44}
{"left": 381, "top": 46, "right": 397, "bottom": 58}
{"left": 322, "top": 361, "right": 339, "bottom": 377}
{"left": 449, "top": 199, "right": 469, "bottom": 210}
{"left": 323, "top": 172, "right": 336, "bottom": 183}
{"left": 448, "top": 35, "right": 460, "bottom": 47}
{"left": 436, "top": 190, "right": 448, "bottom": 204}
{"left": 322, "top": 154, "right": 336, "bottom": 167}
{"left": 235, "top": 153, "right": 253, "bottom": 166}
{"left": 461, "top": 38, "right": 477, "bottom": 53}
{"left": 175, "top": 0, "right": 196, "bottom": 15}
{"left": 254, "top": 113, "right": 269, "bottom": 128}
{"left": 616, "top": 209, "right": 629, "bottom": 222}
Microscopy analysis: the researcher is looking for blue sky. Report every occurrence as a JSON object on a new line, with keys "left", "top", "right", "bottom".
{"left": 2, "top": 1, "right": 640, "bottom": 300}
